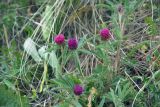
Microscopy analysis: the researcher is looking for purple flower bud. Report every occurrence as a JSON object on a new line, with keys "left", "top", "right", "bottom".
{"left": 68, "top": 38, "right": 78, "bottom": 50}
{"left": 73, "top": 84, "right": 84, "bottom": 95}
{"left": 99, "top": 28, "right": 111, "bottom": 40}
{"left": 54, "top": 34, "right": 65, "bottom": 45}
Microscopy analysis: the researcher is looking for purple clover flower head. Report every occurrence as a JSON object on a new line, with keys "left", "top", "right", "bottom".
{"left": 73, "top": 84, "right": 84, "bottom": 95}
{"left": 68, "top": 38, "right": 78, "bottom": 50}
{"left": 54, "top": 34, "right": 65, "bottom": 45}
{"left": 99, "top": 28, "right": 111, "bottom": 40}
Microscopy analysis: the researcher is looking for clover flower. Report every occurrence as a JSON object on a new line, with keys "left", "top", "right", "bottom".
{"left": 54, "top": 34, "right": 65, "bottom": 45}
{"left": 68, "top": 38, "right": 78, "bottom": 50}
{"left": 73, "top": 84, "right": 84, "bottom": 95}
{"left": 99, "top": 28, "right": 111, "bottom": 40}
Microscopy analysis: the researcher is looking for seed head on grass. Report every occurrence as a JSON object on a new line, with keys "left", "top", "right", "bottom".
{"left": 117, "top": 4, "right": 124, "bottom": 14}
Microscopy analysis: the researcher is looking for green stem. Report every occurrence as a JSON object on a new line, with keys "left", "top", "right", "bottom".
{"left": 39, "top": 61, "right": 48, "bottom": 93}
{"left": 74, "top": 51, "right": 84, "bottom": 77}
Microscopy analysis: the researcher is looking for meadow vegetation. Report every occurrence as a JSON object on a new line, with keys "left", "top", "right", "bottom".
{"left": 0, "top": 0, "right": 160, "bottom": 107}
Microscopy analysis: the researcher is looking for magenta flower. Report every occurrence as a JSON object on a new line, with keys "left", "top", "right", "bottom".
{"left": 68, "top": 38, "right": 78, "bottom": 50}
{"left": 54, "top": 34, "right": 65, "bottom": 45}
{"left": 99, "top": 28, "right": 111, "bottom": 40}
{"left": 73, "top": 84, "right": 84, "bottom": 95}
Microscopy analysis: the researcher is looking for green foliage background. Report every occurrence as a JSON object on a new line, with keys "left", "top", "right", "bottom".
{"left": 0, "top": 0, "right": 160, "bottom": 107}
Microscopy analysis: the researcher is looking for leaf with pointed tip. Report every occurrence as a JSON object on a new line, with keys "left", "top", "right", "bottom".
{"left": 23, "top": 38, "right": 42, "bottom": 62}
